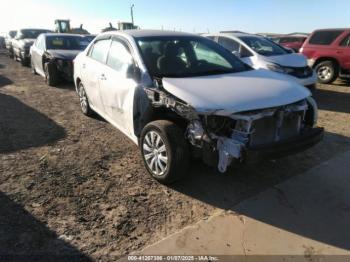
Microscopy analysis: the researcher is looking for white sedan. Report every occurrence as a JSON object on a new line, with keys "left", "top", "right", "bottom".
{"left": 204, "top": 32, "right": 317, "bottom": 88}
{"left": 74, "top": 30, "right": 323, "bottom": 184}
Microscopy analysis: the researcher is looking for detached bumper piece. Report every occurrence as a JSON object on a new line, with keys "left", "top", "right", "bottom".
{"left": 246, "top": 127, "right": 324, "bottom": 162}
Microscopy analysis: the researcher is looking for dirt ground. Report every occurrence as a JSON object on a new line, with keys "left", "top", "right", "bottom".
{"left": 0, "top": 49, "right": 350, "bottom": 261}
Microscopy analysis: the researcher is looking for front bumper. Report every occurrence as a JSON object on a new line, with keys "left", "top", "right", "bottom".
{"left": 283, "top": 70, "right": 317, "bottom": 87}
{"left": 56, "top": 60, "right": 74, "bottom": 81}
{"left": 246, "top": 127, "right": 324, "bottom": 162}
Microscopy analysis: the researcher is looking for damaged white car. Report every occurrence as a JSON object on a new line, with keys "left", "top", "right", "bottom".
{"left": 74, "top": 30, "right": 324, "bottom": 184}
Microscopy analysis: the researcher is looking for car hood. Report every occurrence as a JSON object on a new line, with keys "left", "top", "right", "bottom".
{"left": 47, "top": 50, "right": 82, "bottom": 60}
{"left": 261, "top": 53, "right": 308, "bottom": 67}
{"left": 162, "top": 69, "right": 311, "bottom": 115}
{"left": 20, "top": 39, "right": 35, "bottom": 46}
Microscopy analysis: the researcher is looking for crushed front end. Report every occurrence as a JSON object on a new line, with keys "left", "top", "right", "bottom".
{"left": 145, "top": 81, "right": 324, "bottom": 173}
{"left": 186, "top": 98, "right": 323, "bottom": 172}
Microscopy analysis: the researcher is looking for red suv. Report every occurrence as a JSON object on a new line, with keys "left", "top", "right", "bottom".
{"left": 276, "top": 36, "right": 307, "bottom": 52}
{"left": 301, "top": 28, "right": 350, "bottom": 84}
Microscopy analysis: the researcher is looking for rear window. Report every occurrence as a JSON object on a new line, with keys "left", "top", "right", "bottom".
{"left": 309, "top": 30, "right": 344, "bottom": 45}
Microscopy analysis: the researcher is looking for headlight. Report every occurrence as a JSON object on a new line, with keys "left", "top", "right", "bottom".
{"left": 266, "top": 63, "right": 285, "bottom": 74}
{"left": 306, "top": 96, "right": 318, "bottom": 127}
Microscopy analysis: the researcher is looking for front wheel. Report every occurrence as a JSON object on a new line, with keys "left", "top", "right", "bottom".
{"left": 315, "top": 61, "right": 338, "bottom": 84}
{"left": 20, "top": 56, "right": 28, "bottom": 66}
{"left": 140, "top": 120, "right": 189, "bottom": 184}
{"left": 44, "top": 62, "right": 60, "bottom": 87}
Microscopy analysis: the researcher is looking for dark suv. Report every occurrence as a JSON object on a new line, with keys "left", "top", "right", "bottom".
{"left": 301, "top": 28, "right": 350, "bottom": 84}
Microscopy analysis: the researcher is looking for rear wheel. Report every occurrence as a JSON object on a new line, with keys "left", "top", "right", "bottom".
{"left": 140, "top": 120, "right": 189, "bottom": 184}
{"left": 78, "top": 82, "right": 93, "bottom": 116}
{"left": 315, "top": 61, "right": 338, "bottom": 84}
{"left": 31, "top": 59, "right": 37, "bottom": 75}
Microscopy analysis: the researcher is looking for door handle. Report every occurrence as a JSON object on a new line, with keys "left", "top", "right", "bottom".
{"left": 336, "top": 50, "right": 342, "bottom": 54}
{"left": 100, "top": 74, "right": 107, "bottom": 80}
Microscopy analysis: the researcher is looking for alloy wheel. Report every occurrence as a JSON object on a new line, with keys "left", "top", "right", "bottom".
{"left": 317, "top": 66, "right": 332, "bottom": 81}
{"left": 142, "top": 131, "right": 168, "bottom": 176}
{"left": 78, "top": 84, "right": 88, "bottom": 113}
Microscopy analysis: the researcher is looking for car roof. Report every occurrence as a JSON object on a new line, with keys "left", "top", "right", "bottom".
{"left": 207, "top": 32, "right": 261, "bottom": 38}
{"left": 42, "top": 33, "right": 85, "bottom": 37}
{"left": 19, "top": 28, "right": 51, "bottom": 31}
{"left": 103, "top": 29, "right": 197, "bottom": 38}
{"left": 313, "top": 28, "right": 350, "bottom": 32}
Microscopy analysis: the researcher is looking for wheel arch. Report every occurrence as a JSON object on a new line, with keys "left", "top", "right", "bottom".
{"left": 314, "top": 57, "right": 340, "bottom": 69}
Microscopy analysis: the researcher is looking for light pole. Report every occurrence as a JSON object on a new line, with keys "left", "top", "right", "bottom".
{"left": 131, "top": 4, "right": 135, "bottom": 26}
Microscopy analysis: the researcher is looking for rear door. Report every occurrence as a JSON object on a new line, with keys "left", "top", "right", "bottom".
{"left": 81, "top": 37, "right": 111, "bottom": 113}
{"left": 336, "top": 33, "right": 350, "bottom": 70}
{"left": 98, "top": 37, "right": 138, "bottom": 137}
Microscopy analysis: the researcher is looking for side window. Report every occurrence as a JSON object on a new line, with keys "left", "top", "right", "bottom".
{"left": 240, "top": 45, "right": 253, "bottom": 58}
{"left": 106, "top": 40, "right": 133, "bottom": 72}
{"left": 340, "top": 34, "right": 350, "bottom": 47}
{"left": 89, "top": 39, "right": 111, "bottom": 63}
{"left": 309, "top": 30, "right": 343, "bottom": 45}
{"left": 192, "top": 42, "right": 231, "bottom": 68}
{"left": 218, "top": 37, "right": 240, "bottom": 52}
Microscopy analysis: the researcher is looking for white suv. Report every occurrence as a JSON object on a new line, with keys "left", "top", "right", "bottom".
{"left": 74, "top": 30, "right": 323, "bottom": 184}
{"left": 204, "top": 32, "right": 317, "bottom": 88}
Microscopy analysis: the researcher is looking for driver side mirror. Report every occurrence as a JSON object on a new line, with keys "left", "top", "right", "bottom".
{"left": 126, "top": 64, "right": 141, "bottom": 82}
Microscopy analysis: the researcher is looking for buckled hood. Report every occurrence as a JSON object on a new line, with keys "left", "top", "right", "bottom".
{"left": 46, "top": 50, "right": 82, "bottom": 60}
{"left": 162, "top": 69, "right": 311, "bottom": 115}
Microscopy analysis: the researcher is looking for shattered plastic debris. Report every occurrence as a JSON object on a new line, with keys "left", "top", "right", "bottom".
{"left": 217, "top": 137, "right": 244, "bottom": 173}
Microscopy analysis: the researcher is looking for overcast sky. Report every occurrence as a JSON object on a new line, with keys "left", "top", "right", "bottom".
{"left": 1, "top": 0, "right": 350, "bottom": 35}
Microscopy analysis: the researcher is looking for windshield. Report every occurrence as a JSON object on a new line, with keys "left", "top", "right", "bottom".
{"left": 136, "top": 36, "right": 249, "bottom": 78}
{"left": 20, "top": 29, "right": 51, "bottom": 39}
{"left": 46, "top": 36, "right": 88, "bottom": 50}
{"left": 239, "top": 36, "right": 287, "bottom": 56}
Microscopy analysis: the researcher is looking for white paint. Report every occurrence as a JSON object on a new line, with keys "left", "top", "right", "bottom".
{"left": 204, "top": 33, "right": 317, "bottom": 86}
{"left": 162, "top": 69, "right": 311, "bottom": 115}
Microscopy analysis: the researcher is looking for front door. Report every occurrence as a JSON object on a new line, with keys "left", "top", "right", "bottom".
{"left": 81, "top": 38, "right": 111, "bottom": 112}
{"left": 98, "top": 38, "right": 138, "bottom": 138}
{"left": 336, "top": 33, "right": 350, "bottom": 70}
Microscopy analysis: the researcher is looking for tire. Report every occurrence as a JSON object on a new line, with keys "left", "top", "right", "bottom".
{"left": 31, "top": 59, "right": 37, "bottom": 75}
{"left": 77, "top": 82, "right": 93, "bottom": 116}
{"left": 315, "top": 61, "right": 338, "bottom": 84}
{"left": 21, "top": 56, "right": 28, "bottom": 66}
{"left": 140, "top": 120, "right": 189, "bottom": 184}
{"left": 44, "top": 62, "right": 60, "bottom": 87}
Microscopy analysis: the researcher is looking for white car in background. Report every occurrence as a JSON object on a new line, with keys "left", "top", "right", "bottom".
{"left": 74, "top": 30, "right": 323, "bottom": 184}
{"left": 204, "top": 32, "right": 317, "bottom": 88}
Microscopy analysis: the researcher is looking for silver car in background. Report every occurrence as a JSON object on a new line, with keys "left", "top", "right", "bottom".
{"left": 204, "top": 32, "right": 317, "bottom": 88}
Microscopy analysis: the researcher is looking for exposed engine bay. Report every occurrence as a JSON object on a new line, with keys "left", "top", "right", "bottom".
{"left": 145, "top": 79, "right": 317, "bottom": 173}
